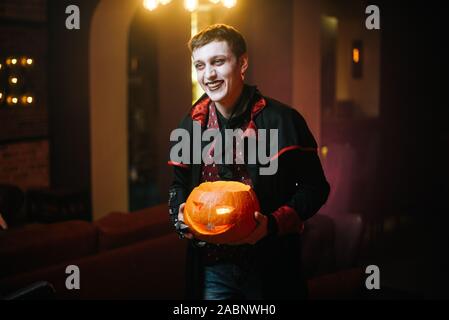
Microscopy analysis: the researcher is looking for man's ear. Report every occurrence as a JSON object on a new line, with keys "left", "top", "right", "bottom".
{"left": 239, "top": 53, "right": 249, "bottom": 76}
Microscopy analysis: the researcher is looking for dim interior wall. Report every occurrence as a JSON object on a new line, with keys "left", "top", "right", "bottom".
{"left": 292, "top": 0, "right": 322, "bottom": 144}
{"left": 89, "top": 0, "right": 140, "bottom": 220}
{"left": 336, "top": 18, "right": 380, "bottom": 118}
{"left": 153, "top": 3, "right": 193, "bottom": 203}
{"left": 243, "top": 0, "right": 293, "bottom": 105}
{"left": 90, "top": 0, "right": 191, "bottom": 219}
{"left": 48, "top": 0, "right": 98, "bottom": 193}
{"left": 211, "top": 0, "right": 293, "bottom": 106}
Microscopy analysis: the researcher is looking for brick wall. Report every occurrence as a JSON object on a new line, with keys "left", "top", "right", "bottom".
{"left": 0, "top": 0, "right": 49, "bottom": 190}
{"left": 0, "top": 140, "right": 49, "bottom": 189}
{"left": 0, "top": 0, "right": 47, "bottom": 22}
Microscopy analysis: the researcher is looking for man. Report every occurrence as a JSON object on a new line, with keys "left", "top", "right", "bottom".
{"left": 168, "top": 24, "right": 330, "bottom": 300}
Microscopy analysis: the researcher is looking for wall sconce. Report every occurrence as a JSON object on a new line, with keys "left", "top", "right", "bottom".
{"left": 1, "top": 56, "right": 35, "bottom": 108}
{"left": 20, "top": 57, "right": 33, "bottom": 67}
{"left": 351, "top": 40, "right": 363, "bottom": 79}
{"left": 21, "top": 95, "right": 34, "bottom": 105}
{"left": 6, "top": 57, "right": 18, "bottom": 66}
{"left": 6, "top": 95, "right": 19, "bottom": 106}
{"left": 9, "top": 76, "right": 19, "bottom": 85}
{"left": 321, "top": 146, "right": 329, "bottom": 159}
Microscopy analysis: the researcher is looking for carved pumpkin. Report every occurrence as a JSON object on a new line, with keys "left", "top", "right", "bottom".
{"left": 184, "top": 181, "right": 260, "bottom": 244}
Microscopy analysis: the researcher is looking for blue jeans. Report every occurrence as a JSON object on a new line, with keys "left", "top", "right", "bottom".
{"left": 203, "top": 263, "right": 263, "bottom": 300}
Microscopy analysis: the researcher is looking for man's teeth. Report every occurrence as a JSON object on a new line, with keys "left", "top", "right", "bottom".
{"left": 207, "top": 81, "right": 223, "bottom": 90}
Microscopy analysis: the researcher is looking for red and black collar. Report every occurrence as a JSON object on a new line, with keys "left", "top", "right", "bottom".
{"left": 189, "top": 87, "right": 266, "bottom": 128}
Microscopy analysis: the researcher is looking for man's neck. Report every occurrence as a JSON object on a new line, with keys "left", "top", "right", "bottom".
{"left": 215, "top": 84, "right": 244, "bottom": 119}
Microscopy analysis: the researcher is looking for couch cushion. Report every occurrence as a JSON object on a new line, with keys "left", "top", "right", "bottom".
{"left": 0, "top": 220, "right": 97, "bottom": 279}
{"left": 94, "top": 204, "right": 172, "bottom": 251}
{"left": 0, "top": 232, "right": 187, "bottom": 299}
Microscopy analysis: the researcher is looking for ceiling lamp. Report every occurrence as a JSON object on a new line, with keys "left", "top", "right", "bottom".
{"left": 143, "top": 0, "right": 237, "bottom": 12}
{"left": 143, "top": 0, "right": 158, "bottom": 11}
{"left": 222, "top": 0, "right": 237, "bottom": 8}
{"left": 184, "top": 0, "right": 199, "bottom": 12}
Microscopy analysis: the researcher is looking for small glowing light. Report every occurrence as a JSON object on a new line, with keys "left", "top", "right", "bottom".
{"left": 0, "top": 63, "right": 2, "bottom": 70}
{"left": 10, "top": 77, "right": 18, "bottom": 84}
{"left": 321, "top": 146, "right": 329, "bottom": 158}
{"left": 143, "top": 0, "right": 158, "bottom": 11}
{"left": 6, "top": 58, "right": 18, "bottom": 65}
{"left": 159, "top": 0, "right": 172, "bottom": 4}
{"left": 0, "top": 93, "right": 3, "bottom": 99}
{"left": 209, "top": 0, "right": 220, "bottom": 4}
{"left": 7, "top": 96, "right": 19, "bottom": 105}
{"left": 184, "top": 0, "right": 198, "bottom": 12}
{"left": 352, "top": 48, "right": 360, "bottom": 63}
{"left": 216, "top": 207, "right": 232, "bottom": 215}
{"left": 22, "top": 96, "right": 33, "bottom": 104}
{"left": 21, "top": 57, "right": 33, "bottom": 66}
{"left": 222, "top": 0, "right": 237, "bottom": 8}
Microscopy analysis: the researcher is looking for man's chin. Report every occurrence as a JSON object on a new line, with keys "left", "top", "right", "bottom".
{"left": 207, "top": 92, "right": 227, "bottom": 103}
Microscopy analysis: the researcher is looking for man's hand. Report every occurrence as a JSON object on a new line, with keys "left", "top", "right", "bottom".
{"left": 231, "top": 211, "right": 268, "bottom": 245}
{"left": 177, "top": 203, "right": 194, "bottom": 240}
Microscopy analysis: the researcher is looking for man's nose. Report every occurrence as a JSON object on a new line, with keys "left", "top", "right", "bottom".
{"left": 205, "top": 65, "right": 217, "bottom": 80}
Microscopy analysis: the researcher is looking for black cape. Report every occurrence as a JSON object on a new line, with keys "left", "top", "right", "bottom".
{"left": 168, "top": 85, "right": 330, "bottom": 299}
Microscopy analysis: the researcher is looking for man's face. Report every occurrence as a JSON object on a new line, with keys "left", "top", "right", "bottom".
{"left": 192, "top": 41, "right": 247, "bottom": 107}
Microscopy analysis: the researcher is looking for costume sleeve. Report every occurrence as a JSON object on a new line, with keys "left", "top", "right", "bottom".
{"left": 167, "top": 117, "right": 192, "bottom": 231}
{"left": 271, "top": 110, "right": 330, "bottom": 236}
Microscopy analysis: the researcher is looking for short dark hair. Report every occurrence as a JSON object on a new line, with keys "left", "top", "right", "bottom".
{"left": 188, "top": 24, "right": 247, "bottom": 58}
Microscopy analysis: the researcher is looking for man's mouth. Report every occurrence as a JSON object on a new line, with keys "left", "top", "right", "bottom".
{"left": 206, "top": 80, "right": 224, "bottom": 91}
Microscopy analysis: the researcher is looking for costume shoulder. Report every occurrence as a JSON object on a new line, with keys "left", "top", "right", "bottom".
{"left": 255, "top": 97, "right": 318, "bottom": 151}
{"left": 177, "top": 114, "right": 193, "bottom": 131}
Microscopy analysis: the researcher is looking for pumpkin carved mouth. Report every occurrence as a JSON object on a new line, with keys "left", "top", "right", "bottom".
{"left": 184, "top": 181, "right": 260, "bottom": 244}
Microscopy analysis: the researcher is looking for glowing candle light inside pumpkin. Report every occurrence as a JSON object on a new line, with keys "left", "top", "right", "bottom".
{"left": 216, "top": 207, "right": 232, "bottom": 215}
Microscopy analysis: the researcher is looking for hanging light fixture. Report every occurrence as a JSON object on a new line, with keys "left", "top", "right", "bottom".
{"left": 184, "top": 0, "right": 199, "bottom": 12}
{"left": 222, "top": 0, "right": 237, "bottom": 8}
{"left": 143, "top": 0, "right": 159, "bottom": 11}
{"left": 143, "top": 0, "right": 237, "bottom": 12}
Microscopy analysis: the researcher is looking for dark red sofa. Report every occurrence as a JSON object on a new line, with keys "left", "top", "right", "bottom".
{"left": 0, "top": 204, "right": 364, "bottom": 299}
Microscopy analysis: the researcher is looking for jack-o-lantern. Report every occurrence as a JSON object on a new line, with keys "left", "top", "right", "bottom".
{"left": 184, "top": 181, "right": 260, "bottom": 244}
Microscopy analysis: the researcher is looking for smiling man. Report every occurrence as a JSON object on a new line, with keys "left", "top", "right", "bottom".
{"left": 168, "top": 24, "right": 330, "bottom": 300}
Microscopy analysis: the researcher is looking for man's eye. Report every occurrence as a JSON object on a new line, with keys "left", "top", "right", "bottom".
{"left": 195, "top": 64, "right": 204, "bottom": 70}
{"left": 214, "top": 59, "right": 225, "bottom": 65}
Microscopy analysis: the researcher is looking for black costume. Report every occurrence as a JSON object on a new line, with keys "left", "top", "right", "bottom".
{"left": 168, "top": 85, "right": 330, "bottom": 299}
